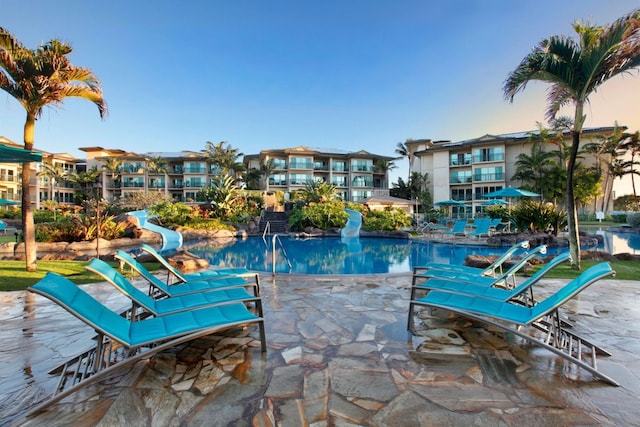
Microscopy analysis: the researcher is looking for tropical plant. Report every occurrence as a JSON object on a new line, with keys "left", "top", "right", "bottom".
{"left": 395, "top": 139, "right": 414, "bottom": 181}
{"left": 287, "top": 200, "right": 348, "bottom": 231}
{"left": 509, "top": 200, "right": 566, "bottom": 235}
{"left": 373, "top": 159, "right": 397, "bottom": 189}
{"left": 37, "top": 163, "right": 68, "bottom": 203}
{"left": 100, "top": 157, "right": 122, "bottom": 200}
{"left": 202, "top": 141, "right": 243, "bottom": 176}
{"left": 259, "top": 159, "right": 277, "bottom": 191}
{"left": 619, "top": 131, "right": 640, "bottom": 209}
{"left": 201, "top": 175, "right": 240, "bottom": 219}
{"left": 503, "top": 9, "right": 640, "bottom": 269}
{"left": 67, "top": 167, "right": 102, "bottom": 204}
{"left": 361, "top": 207, "right": 411, "bottom": 231}
{"left": 296, "top": 181, "right": 340, "bottom": 204}
{"left": 149, "top": 201, "right": 194, "bottom": 226}
{"left": 0, "top": 28, "right": 107, "bottom": 270}
{"left": 146, "top": 156, "right": 169, "bottom": 194}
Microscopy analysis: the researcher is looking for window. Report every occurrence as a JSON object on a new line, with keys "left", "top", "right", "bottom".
{"left": 473, "top": 147, "right": 504, "bottom": 163}
{"left": 474, "top": 166, "right": 503, "bottom": 182}
{"left": 351, "top": 159, "right": 372, "bottom": 172}
{"left": 123, "top": 162, "right": 144, "bottom": 173}
{"left": 474, "top": 185, "right": 503, "bottom": 200}
{"left": 184, "top": 162, "right": 206, "bottom": 173}
{"left": 352, "top": 175, "right": 373, "bottom": 187}
{"left": 332, "top": 176, "right": 348, "bottom": 187}
{"left": 332, "top": 161, "right": 348, "bottom": 172}
{"left": 269, "top": 174, "right": 287, "bottom": 186}
{"left": 290, "top": 173, "right": 312, "bottom": 185}
{"left": 123, "top": 177, "right": 144, "bottom": 187}
{"left": 289, "top": 157, "right": 313, "bottom": 169}
{"left": 450, "top": 170, "right": 472, "bottom": 184}
{"left": 352, "top": 190, "right": 372, "bottom": 201}
{"left": 449, "top": 152, "right": 471, "bottom": 166}
{"left": 184, "top": 178, "right": 205, "bottom": 188}
{"left": 271, "top": 158, "right": 287, "bottom": 170}
{"left": 451, "top": 188, "right": 472, "bottom": 201}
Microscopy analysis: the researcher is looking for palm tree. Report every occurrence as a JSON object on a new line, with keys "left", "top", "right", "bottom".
{"left": 0, "top": 27, "right": 106, "bottom": 271}
{"left": 373, "top": 159, "right": 397, "bottom": 189}
{"left": 202, "top": 141, "right": 243, "bottom": 176}
{"left": 146, "top": 156, "right": 169, "bottom": 196}
{"left": 619, "top": 131, "right": 640, "bottom": 209}
{"left": 37, "top": 163, "right": 67, "bottom": 220}
{"left": 100, "top": 157, "right": 122, "bottom": 200}
{"left": 299, "top": 181, "right": 339, "bottom": 203}
{"left": 395, "top": 139, "right": 414, "bottom": 181}
{"left": 67, "top": 167, "right": 102, "bottom": 204}
{"left": 259, "top": 159, "right": 277, "bottom": 191}
{"left": 582, "top": 125, "right": 626, "bottom": 212}
{"left": 512, "top": 141, "right": 556, "bottom": 197}
{"left": 503, "top": 10, "right": 640, "bottom": 269}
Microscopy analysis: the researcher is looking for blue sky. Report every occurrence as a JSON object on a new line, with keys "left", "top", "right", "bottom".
{"left": 1, "top": 0, "right": 640, "bottom": 185}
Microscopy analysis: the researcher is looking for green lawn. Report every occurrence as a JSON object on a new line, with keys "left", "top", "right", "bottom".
{"left": 0, "top": 260, "right": 160, "bottom": 291}
{"left": 527, "top": 260, "right": 638, "bottom": 280}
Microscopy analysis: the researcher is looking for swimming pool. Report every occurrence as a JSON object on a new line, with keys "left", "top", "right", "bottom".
{"left": 182, "top": 229, "right": 639, "bottom": 275}
{"left": 183, "top": 237, "right": 541, "bottom": 275}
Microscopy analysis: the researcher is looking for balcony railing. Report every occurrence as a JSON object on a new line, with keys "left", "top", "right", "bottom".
{"left": 289, "top": 161, "right": 313, "bottom": 170}
{"left": 351, "top": 165, "right": 373, "bottom": 172}
{"left": 474, "top": 173, "right": 504, "bottom": 182}
{"left": 331, "top": 165, "right": 348, "bottom": 172}
{"left": 473, "top": 153, "right": 505, "bottom": 163}
{"left": 0, "top": 175, "right": 17, "bottom": 182}
{"left": 183, "top": 167, "right": 206, "bottom": 174}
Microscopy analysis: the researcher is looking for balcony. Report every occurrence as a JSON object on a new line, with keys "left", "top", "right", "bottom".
{"left": 289, "top": 161, "right": 313, "bottom": 170}
{"left": 0, "top": 175, "right": 17, "bottom": 182}
{"left": 183, "top": 167, "right": 206, "bottom": 174}
{"left": 474, "top": 173, "right": 504, "bottom": 182}
{"left": 351, "top": 165, "right": 373, "bottom": 173}
{"left": 472, "top": 153, "right": 504, "bottom": 163}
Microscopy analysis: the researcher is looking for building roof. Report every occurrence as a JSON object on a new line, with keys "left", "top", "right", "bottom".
{"left": 361, "top": 195, "right": 413, "bottom": 206}
{"left": 414, "top": 126, "right": 622, "bottom": 155}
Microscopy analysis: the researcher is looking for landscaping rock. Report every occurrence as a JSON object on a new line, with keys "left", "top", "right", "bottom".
{"left": 168, "top": 251, "right": 210, "bottom": 272}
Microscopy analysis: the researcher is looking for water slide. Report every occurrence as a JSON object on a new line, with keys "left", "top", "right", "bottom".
{"left": 127, "top": 210, "right": 183, "bottom": 252}
{"left": 341, "top": 209, "right": 362, "bottom": 238}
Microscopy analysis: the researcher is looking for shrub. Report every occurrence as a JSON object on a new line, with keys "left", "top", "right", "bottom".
{"left": 627, "top": 212, "right": 640, "bottom": 228}
{"left": 509, "top": 201, "right": 566, "bottom": 235}
{"left": 362, "top": 207, "right": 411, "bottom": 231}
{"left": 288, "top": 201, "right": 348, "bottom": 231}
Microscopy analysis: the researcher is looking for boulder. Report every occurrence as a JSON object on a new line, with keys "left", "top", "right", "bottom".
{"left": 167, "top": 251, "right": 210, "bottom": 272}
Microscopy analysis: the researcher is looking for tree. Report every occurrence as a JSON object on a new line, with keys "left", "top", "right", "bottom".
{"left": 0, "top": 27, "right": 106, "bottom": 271}
{"left": 100, "top": 157, "right": 122, "bottom": 200}
{"left": 395, "top": 139, "right": 414, "bottom": 181}
{"left": 146, "top": 156, "right": 169, "bottom": 195}
{"left": 373, "top": 159, "right": 397, "bottom": 189}
{"left": 512, "top": 130, "right": 556, "bottom": 197}
{"left": 37, "top": 163, "right": 68, "bottom": 203}
{"left": 297, "top": 181, "right": 340, "bottom": 204}
{"left": 67, "top": 167, "right": 102, "bottom": 204}
{"left": 503, "top": 10, "right": 640, "bottom": 269}
{"left": 619, "top": 131, "right": 640, "bottom": 209}
{"left": 582, "top": 124, "right": 627, "bottom": 212}
{"left": 259, "top": 159, "right": 277, "bottom": 191}
{"left": 202, "top": 141, "right": 243, "bottom": 176}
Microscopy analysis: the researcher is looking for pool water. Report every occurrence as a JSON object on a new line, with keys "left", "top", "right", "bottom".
{"left": 183, "top": 230, "right": 639, "bottom": 275}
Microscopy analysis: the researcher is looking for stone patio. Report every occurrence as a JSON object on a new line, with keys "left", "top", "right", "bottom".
{"left": 1, "top": 272, "right": 639, "bottom": 426}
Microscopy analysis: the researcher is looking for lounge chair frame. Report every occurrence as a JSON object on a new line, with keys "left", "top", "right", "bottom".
{"left": 26, "top": 273, "right": 266, "bottom": 416}
{"left": 408, "top": 262, "right": 618, "bottom": 386}
{"left": 140, "top": 243, "right": 258, "bottom": 286}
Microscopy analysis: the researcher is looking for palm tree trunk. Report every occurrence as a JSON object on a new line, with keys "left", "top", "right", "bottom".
{"left": 566, "top": 130, "right": 582, "bottom": 270}
{"left": 22, "top": 113, "right": 37, "bottom": 271}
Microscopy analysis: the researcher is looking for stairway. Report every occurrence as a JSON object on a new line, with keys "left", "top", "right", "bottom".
{"left": 259, "top": 211, "right": 287, "bottom": 234}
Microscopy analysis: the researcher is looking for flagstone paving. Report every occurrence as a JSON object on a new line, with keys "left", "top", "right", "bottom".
{"left": 1, "top": 273, "right": 639, "bottom": 426}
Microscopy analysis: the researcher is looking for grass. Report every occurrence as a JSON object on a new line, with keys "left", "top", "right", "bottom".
{"left": 0, "top": 235, "right": 17, "bottom": 243}
{"left": 0, "top": 260, "right": 160, "bottom": 291}
{"left": 528, "top": 259, "right": 638, "bottom": 281}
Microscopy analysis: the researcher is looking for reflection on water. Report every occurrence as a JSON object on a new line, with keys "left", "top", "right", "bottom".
{"left": 185, "top": 230, "right": 639, "bottom": 275}
{"left": 592, "top": 229, "right": 640, "bottom": 255}
{"left": 186, "top": 237, "right": 514, "bottom": 275}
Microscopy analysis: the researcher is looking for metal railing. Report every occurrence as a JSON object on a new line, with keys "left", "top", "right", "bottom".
{"left": 271, "top": 234, "right": 292, "bottom": 275}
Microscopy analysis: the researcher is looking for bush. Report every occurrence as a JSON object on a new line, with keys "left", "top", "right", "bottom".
{"left": 362, "top": 207, "right": 412, "bottom": 231}
{"left": 627, "top": 212, "right": 640, "bottom": 228}
{"left": 509, "top": 201, "right": 566, "bottom": 235}
{"left": 288, "top": 201, "right": 348, "bottom": 231}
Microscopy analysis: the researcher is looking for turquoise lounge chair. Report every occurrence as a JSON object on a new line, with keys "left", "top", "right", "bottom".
{"left": 27, "top": 272, "right": 266, "bottom": 414}
{"left": 413, "top": 240, "right": 530, "bottom": 278}
{"left": 467, "top": 217, "right": 491, "bottom": 238}
{"left": 86, "top": 258, "right": 263, "bottom": 319}
{"left": 115, "top": 250, "right": 259, "bottom": 298}
{"left": 444, "top": 220, "right": 468, "bottom": 236}
{"left": 407, "top": 252, "right": 571, "bottom": 328}
{"left": 408, "top": 262, "right": 618, "bottom": 385}
{"left": 140, "top": 244, "right": 254, "bottom": 284}
{"left": 411, "top": 245, "right": 547, "bottom": 297}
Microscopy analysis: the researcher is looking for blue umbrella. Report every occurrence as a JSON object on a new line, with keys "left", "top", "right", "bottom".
{"left": 483, "top": 186, "right": 540, "bottom": 198}
{"left": 434, "top": 199, "right": 466, "bottom": 206}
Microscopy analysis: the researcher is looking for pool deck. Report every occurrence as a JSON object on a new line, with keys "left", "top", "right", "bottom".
{"left": 1, "top": 272, "right": 640, "bottom": 426}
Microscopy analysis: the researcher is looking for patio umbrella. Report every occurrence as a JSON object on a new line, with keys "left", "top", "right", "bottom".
{"left": 483, "top": 186, "right": 540, "bottom": 213}
{"left": 434, "top": 200, "right": 466, "bottom": 218}
{"left": 0, "top": 144, "right": 42, "bottom": 163}
{"left": 483, "top": 186, "right": 540, "bottom": 199}
{"left": 434, "top": 199, "right": 466, "bottom": 206}
{"left": 0, "top": 198, "right": 20, "bottom": 206}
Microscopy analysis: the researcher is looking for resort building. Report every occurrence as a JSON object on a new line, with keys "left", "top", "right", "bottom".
{"left": 0, "top": 136, "right": 80, "bottom": 208}
{"left": 243, "top": 146, "right": 395, "bottom": 201}
{"left": 407, "top": 126, "right": 624, "bottom": 217}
